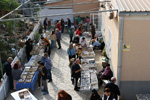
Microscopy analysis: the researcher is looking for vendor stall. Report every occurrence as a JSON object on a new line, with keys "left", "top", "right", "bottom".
{"left": 80, "top": 43, "right": 99, "bottom": 91}
{"left": 16, "top": 55, "right": 42, "bottom": 90}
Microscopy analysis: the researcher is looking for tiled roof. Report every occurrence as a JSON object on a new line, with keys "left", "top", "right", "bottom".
{"left": 115, "top": 0, "right": 150, "bottom": 12}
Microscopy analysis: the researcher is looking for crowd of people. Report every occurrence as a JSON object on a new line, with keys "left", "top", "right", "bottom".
{"left": 3, "top": 16, "right": 121, "bottom": 100}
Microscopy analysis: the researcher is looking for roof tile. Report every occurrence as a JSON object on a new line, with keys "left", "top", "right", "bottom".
{"left": 115, "top": 0, "right": 150, "bottom": 12}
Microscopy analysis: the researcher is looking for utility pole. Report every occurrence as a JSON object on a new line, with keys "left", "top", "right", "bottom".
{"left": 23, "top": 1, "right": 26, "bottom": 36}
{"left": 14, "top": 14, "right": 17, "bottom": 56}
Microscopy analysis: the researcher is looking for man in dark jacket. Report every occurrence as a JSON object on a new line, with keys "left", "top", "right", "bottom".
{"left": 61, "top": 18, "right": 64, "bottom": 33}
{"left": 71, "top": 59, "right": 82, "bottom": 91}
{"left": 4, "top": 57, "right": 13, "bottom": 90}
{"left": 25, "top": 38, "right": 33, "bottom": 61}
{"left": 90, "top": 23, "right": 96, "bottom": 39}
{"left": 44, "top": 41, "right": 51, "bottom": 57}
{"left": 67, "top": 18, "right": 71, "bottom": 28}
{"left": 105, "top": 77, "right": 121, "bottom": 100}
{"left": 43, "top": 17, "right": 48, "bottom": 32}
{"left": 67, "top": 18, "right": 71, "bottom": 33}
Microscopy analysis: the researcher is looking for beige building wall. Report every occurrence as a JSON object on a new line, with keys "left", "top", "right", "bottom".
{"left": 73, "top": 0, "right": 99, "bottom": 17}
{"left": 102, "top": 11, "right": 119, "bottom": 78}
{"left": 121, "top": 16, "right": 150, "bottom": 81}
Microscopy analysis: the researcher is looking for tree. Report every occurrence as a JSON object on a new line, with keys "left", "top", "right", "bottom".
{"left": 0, "top": 0, "right": 19, "bottom": 16}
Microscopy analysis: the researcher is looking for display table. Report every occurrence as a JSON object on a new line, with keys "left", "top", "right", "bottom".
{"left": 80, "top": 67, "right": 98, "bottom": 91}
{"left": 80, "top": 44, "right": 98, "bottom": 91}
{"left": 16, "top": 71, "right": 38, "bottom": 91}
{"left": 81, "top": 58, "right": 95, "bottom": 65}
{"left": 16, "top": 55, "right": 42, "bottom": 91}
{"left": 11, "top": 89, "right": 37, "bottom": 100}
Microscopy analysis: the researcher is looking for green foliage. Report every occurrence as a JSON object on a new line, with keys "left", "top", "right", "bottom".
{"left": 0, "top": 41, "right": 8, "bottom": 51}
{"left": 101, "top": 47, "right": 106, "bottom": 57}
{"left": 0, "top": 0, "right": 19, "bottom": 12}
{"left": 3, "top": 21, "right": 15, "bottom": 34}
{"left": 34, "top": 32, "right": 40, "bottom": 42}
{"left": 8, "top": 37, "right": 15, "bottom": 43}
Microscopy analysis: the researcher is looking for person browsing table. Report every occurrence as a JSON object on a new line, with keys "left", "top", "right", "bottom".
{"left": 67, "top": 43, "right": 76, "bottom": 60}
{"left": 71, "top": 59, "right": 82, "bottom": 91}
{"left": 39, "top": 62, "right": 48, "bottom": 95}
{"left": 44, "top": 53, "right": 53, "bottom": 82}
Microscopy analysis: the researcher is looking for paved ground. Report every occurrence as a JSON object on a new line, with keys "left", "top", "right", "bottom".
{"left": 5, "top": 33, "right": 104, "bottom": 100}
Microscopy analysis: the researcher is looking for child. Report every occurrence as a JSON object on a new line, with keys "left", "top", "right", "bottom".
{"left": 78, "top": 47, "right": 82, "bottom": 60}
{"left": 39, "top": 62, "right": 48, "bottom": 95}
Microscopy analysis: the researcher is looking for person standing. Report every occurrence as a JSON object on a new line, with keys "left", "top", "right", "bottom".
{"left": 41, "top": 35, "right": 50, "bottom": 47}
{"left": 48, "top": 20, "right": 51, "bottom": 30}
{"left": 69, "top": 26, "right": 74, "bottom": 43}
{"left": 15, "top": 60, "right": 22, "bottom": 69}
{"left": 4, "top": 57, "right": 13, "bottom": 90}
{"left": 79, "top": 23, "right": 84, "bottom": 34}
{"left": 39, "top": 62, "right": 48, "bottom": 95}
{"left": 25, "top": 38, "right": 33, "bottom": 61}
{"left": 50, "top": 30, "right": 57, "bottom": 49}
{"left": 76, "top": 27, "right": 82, "bottom": 36}
{"left": 90, "top": 23, "right": 96, "bottom": 39}
{"left": 44, "top": 53, "right": 52, "bottom": 82}
{"left": 43, "top": 17, "right": 48, "bottom": 32}
{"left": 37, "top": 61, "right": 42, "bottom": 89}
{"left": 67, "top": 18, "right": 71, "bottom": 30}
{"left": 12, "top": 63, "right": 21, "bottom": 90}
{"left": 58, "top": 90, "right": 72, "bottom": 100}
{"left": 44, "top": 41, "right": 51, "bottom": 57}
{"left": 71, "top": 59, "right": 82, "bottom": 91}
{"left": 61, "top": 18, "right": 65, "bottom": 33}
{"left": 67, "top": 43, "right": 76, "bottom": 60}
{"left": 105, "top": 77, "right": 121, "bottom": 100}
{"left": 56, "top": 28, "right": 61, "bottom": 49}
{"left": 77, "top": 16, "right": 81, "bottom": 25}
{"left": 86, "top": 16, "right": 90, "bottom": 31}
{"left": 56, "top": 21, "right": 61, "bottom": 32}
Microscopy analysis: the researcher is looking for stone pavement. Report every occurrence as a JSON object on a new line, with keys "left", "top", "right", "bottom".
{"left": 5, "top": 33, "right": 104, "bottom": 100}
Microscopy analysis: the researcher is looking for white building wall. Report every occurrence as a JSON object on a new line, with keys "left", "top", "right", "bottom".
{"left": 41, "top": 8, "right": 74, "bottom": 24}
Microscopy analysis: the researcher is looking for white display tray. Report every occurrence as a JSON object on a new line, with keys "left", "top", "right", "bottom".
{"left": 81, "top": 58, "right": 95, "bottom": 65}
{"left": 11, "top": 89, "right": 37, "bottom": 100}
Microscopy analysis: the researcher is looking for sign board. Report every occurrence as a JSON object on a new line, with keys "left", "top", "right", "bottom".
{"left": 123, "top": 44, "right": 130, "bottom": 51}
